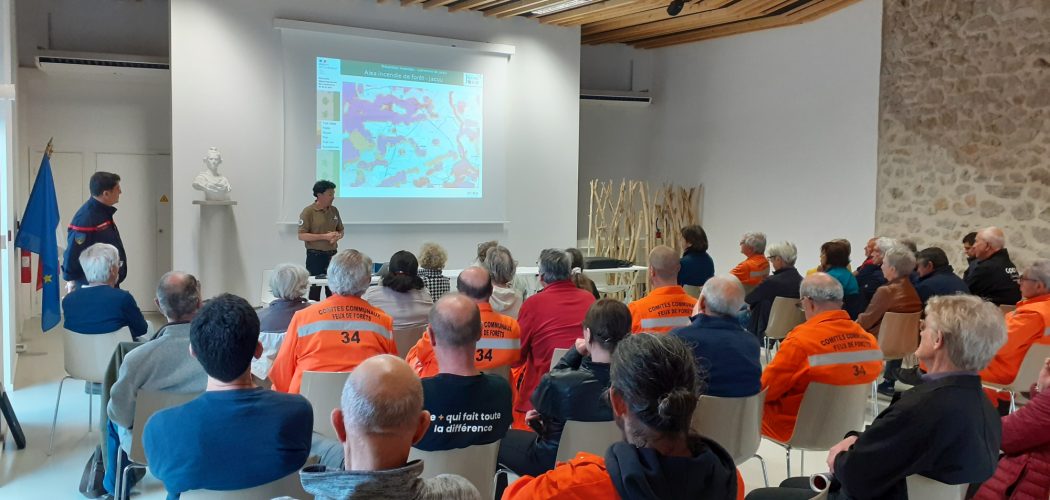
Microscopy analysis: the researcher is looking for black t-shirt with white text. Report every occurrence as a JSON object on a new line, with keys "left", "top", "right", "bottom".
{"left": 415, "top": 373, "right": 512, "bottom": 452}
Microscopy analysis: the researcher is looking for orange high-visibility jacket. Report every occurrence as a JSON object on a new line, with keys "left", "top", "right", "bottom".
{"left": 761, "top": 310, "right": 883, "bottom": 442}
{"left": 503, "top": 452, "right": 745, "bottom": 500}
{"left": 731, "top": 254, "right": 770, "bottom": 287}
{"left": 981, "top": 294, "right": 1050, "bottom": 386}
{"left": 269, "top": 295, "right": 396, "bottom": 393}
{"left": 406, "top": 302, "right": 522, "bottom": 378}
{"left": 627, "top": 286, "right": 697, "bottom": 334}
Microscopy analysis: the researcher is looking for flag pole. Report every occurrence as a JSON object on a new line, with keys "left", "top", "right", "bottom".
{"left": 45, "top": 137, "right": 53, "bottom": 158}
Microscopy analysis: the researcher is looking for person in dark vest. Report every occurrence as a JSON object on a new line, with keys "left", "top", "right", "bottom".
{"left": 63, "top": 171, "right": 125, "bottom": 292}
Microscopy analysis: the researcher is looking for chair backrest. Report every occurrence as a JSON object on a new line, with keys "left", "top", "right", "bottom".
{"left": 878, "top": 311, "right": 921, "bottom": 359}
{"left": 691, "top": 390, "right": 766, "bottom": 465}
{"left": 63, "top": 327, "right": 134, "bottom": 383}
{"left": 550, "top": 348, "right": 570, "bottom": 371}
{"left": 788, "top": 382, "right": 869, "bottom": 450}
{"left": 905, "top": 474, "right": 966, "bottom": 500}
{"left": 481, "top": 364, "right": 511, "bottom": 382}
{"left": 134, "top": 390, "right": 201, "bottom": 464}
{"left": 180, "top": 469, "right": 309, "bottom": 500}
{"left": 408, "top": 441, "right": 500, "bottom": 500}
{"left": 1009, "top": 342, "right": 1050, "bottom": 390}
{"left": 300, "top": 370, "right": 352, "bottom": 440}
{"left": 999, "top": 304, "right": 1016, "bottom": 315}
{"left": 555, "top": 420, "right": 622, "bottom": 463}
{"left": 765, "top": 297, "right": 805, "bottom": 340}
{"left": 394, "top": 325, "right": 428, "bottom": 358}
{"left": 260, "top": 269, "right": 275, "bottom": 306}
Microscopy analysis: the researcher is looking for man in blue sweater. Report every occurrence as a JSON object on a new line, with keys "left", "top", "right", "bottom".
{"left": 62, "top": 243, "right": 149, "bottom": 340}
{"left": 144, "top": 294, "right": 312, "bottom": 499}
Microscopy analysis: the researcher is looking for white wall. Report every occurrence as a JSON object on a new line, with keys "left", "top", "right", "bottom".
{"left": 579, "top": 0, "right": 882, "bottom": 273}
{"left": 170, "top": 0, "right": 581, "bottom": 300}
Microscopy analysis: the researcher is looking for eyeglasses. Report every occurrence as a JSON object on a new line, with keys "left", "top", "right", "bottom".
{"left": 1019, "top": 276, "right": 1038, "bottom": 283}
{"left": 795, "top": 298, "right": 807, "bottom": 311}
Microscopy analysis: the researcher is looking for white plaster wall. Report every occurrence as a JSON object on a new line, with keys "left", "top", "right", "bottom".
{"left": 578, "top": 0, "right": 882, "bottom": 273}
{"left": 170, "top": 0, "right": 581, "bottom": 300}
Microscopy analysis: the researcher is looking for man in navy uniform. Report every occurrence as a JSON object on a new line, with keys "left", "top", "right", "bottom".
{"left": 63, "top": 171, "right": 126, "bottom": 292}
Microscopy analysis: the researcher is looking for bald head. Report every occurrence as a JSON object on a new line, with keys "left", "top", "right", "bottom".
{"left": 156, "top": 271, "right": 201, "bottom": 322}
{"left": 429, "top": 293, "right": 482, "bottom": 349}
{"left": 340, "top": 355, "right": 424, "bottom": 434}
{"left": 648, "top": 245, "right": 680, "bottom": 285}
{"left": 456, "top": 266, "right": 493, "bottom": 302}
{"left": 698, "top": 276, "right": 745, "bottom": 317}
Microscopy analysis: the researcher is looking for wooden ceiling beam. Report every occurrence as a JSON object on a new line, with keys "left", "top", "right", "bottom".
{"left": 538, "top": 0, "right": 655, "bottom": 26}
{"left": 582, "top": 2, "right": 751, "bottom": 44}
{"left": 421, "top": 0, "right": 459, "bottom": 8}
{"left": 447, "top": 0, "right": 502, "bottom": 12}
{"left": 400, "top": 0, "right": 427, "bottom": 6}
{"left": 485, "top": 0, "right": 563, "bottom": 18}
{"left": 581, "top": 0, "right": 733, "bottom": 36}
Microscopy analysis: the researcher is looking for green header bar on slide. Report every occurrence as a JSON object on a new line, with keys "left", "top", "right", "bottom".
{"left": 340, "top": 60, "right": 479, "bottom": 87}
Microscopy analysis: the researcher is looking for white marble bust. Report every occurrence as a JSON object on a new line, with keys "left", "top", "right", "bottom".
{"left": 192, "top": 147, "right": 233, "bottom": 201}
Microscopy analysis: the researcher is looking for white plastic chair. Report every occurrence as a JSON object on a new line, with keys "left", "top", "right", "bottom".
{"left": 765, "top": 382, "right": 870, "bottom": 477}
{"left": 300, "top": 370, "right": 352, "bottom": 439}
{"left": 691, "top": 390, "right": 768, "bottom": 486}
{"left": 905, "top": 474, "right": 967, "bottom": 500}
{"left": 764, "top": 297, "right": 805, "bottom": 363}
{"left": 409, "top": 441, "right": 501, "bottom": 500}
{"left": 549, "top": 347, "right": 570, "bottom": 372}
{"left": 983, "top": 343, "right": 1050, "bottom": 413}
{"left": 48, "top": 327, "right": 133, "bottom": 455}
{"left": 394, "top": 325, "right": 428, "bottom": 359}
{"left": 117, "top": 390, "right": 200, "bottom": 500}
{"left": 260, "top": 269, "right": 275, "bottom": 306}
{"left": 481, "top": 364, "right": 511, "bottom": 381}
{"left": 555, "top": 420, "right": 622, "bottom": 463}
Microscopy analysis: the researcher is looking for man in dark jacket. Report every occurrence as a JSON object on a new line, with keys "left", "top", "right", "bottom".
{"left": 914, "top": 247, "right": 969, "bottom": 305}
{"left": 63, "top": 171, "right": 126, "bottom": 291}
{"left": 745, "top": 241, "right": 803, "bottom": 338}
{"left": 965, "top": 227, "right": 1021, "bottom": 305}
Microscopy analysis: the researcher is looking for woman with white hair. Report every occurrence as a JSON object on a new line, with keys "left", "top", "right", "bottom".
{"left": 748, "top": 294, "right": 1006, "bottom": 500}
{"left": 253, "top": 263, "right": 311, "bottom": 379}
{"left": 482, "top": 245, "right": 523, "bottom": 318}
{"left": 417, "top": 242, "right": 450, "bottom": 302}
{"left": 745, "top": 241, "right": 803, "bottom": 337}
{"left": 61, "top": 242, "right": 149, "bottom": 340}
{"left": 858, "top": 245, "right": 922, "bottom": 396}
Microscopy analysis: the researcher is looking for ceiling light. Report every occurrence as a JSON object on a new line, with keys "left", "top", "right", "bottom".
{"left": 532, "top": 0, "right": 594, "bottom": 16}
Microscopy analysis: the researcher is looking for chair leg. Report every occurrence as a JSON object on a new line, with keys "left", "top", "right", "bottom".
{"left": 88, "top": 391, "right": 93, "bottom": 432}
{"left": 755, "top": 454, "right": 769, "bottom": 487}
{"left": 870, "top": 381, "right": 877, "bottom": 418}
{"left": 785, "top": 447, "right": 791, "bottom": 478}
{"left": 764, "top": 337, "right": 770, "bottom": 364}
{"left": 1009, "top": 391, "right": 1017, "bottom": 414}
{"left": 47, "top": 376, "right": 72, "bottom": 456}
{"left": 800, "top": 451, "right": 805, "bottom": 476}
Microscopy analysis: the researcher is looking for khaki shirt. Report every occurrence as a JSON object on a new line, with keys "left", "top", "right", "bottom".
{"left": 298, "top": 204, "right": 344, "bottom": 251}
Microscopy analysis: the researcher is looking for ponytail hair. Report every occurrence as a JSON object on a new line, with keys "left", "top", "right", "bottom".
{"left": 382, "top": 250, "right": 425, "bottom": 293}
{"left": 610, "top": 334, "right": 702, "bottom": 437}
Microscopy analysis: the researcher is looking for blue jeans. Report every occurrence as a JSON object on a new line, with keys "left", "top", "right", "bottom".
{"left": 102, "top": 420, "right": 139, "bottom": 495}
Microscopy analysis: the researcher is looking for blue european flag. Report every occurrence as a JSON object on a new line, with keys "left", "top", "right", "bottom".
{"left": 15, "top": 151, "right": 61, "bottom": 332}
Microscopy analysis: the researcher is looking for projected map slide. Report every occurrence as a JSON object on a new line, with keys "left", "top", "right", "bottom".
{"left": 316, "top": 58, "right": 483, "bottom": 199}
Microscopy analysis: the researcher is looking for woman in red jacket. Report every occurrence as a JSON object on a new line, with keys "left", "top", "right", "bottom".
{"left": 975, "top": 357, "right": 1050, "bottom": 500}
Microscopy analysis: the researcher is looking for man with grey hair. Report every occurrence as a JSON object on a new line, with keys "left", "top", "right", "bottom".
{"left": 760, "top": 273, "right": 882, "bottom": 442}
{"left": 104, "top": 271, "right": 206, "bottom": 496}
{"left": 980, "top": 259, "right": 1050, "bottom": 410}
{"left": 299, "top": 355, "right": 480, "bottom": 499}
{"left": 745, "top": 241, "right": 803, "bottom": 338}
{"left": 512, "top": 248, "right": 596, "bottom": 425}
{"left": 731, "top": 232, "right": 769, "bottom": 292}
{"left": 627, "top": 245, "right": 697, "bottom": 334}
{"left": 270, "top": 249, "right": 397, "bottom": 394}
{"left": 253, "top": 263, "right": 312, "bottom": 379}
{"left": 62, "top": 242, "right": 149, "bottom": 340}
{"left": 670, "top": 276, "right": 760, "bottom": 397}
{"left": 482, "top": 245, "right": 523, "bottom": 318}
{"left": 966, "top": 226, "right": 1021, "bottom": 305}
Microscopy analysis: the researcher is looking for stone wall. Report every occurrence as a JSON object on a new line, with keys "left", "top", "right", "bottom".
{"left": 876, "top": 0, "right": 1050, "bottom": 272}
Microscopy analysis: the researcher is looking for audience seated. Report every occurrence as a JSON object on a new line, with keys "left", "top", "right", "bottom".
{"left": 498, "top": 299, "right": 628, "bottom": 477}
{"left": 481, "top": 245, "right": 523, "bottom": 319}
{"left": 966, "top": 226, "right": 1022, "bottom": 305}
{"left": 673, "top": 276, "right": 761, "bottom": 398}
{"left": 628, "top": 245, "right": 697, "bottom": 334}
{"left": 855, "top": 236, "right": 893, "bottom": 308}
{"left": 745, "top": 241, "right": 803, "bottom": 337}
{"left": 566, "top": 247, "right": 600, "bottom": 300}
{"left": 974, "top": 357, "right": 1050, "bottom": 500}
{"left": 962, "top": 230, "right": 979, "bottom": 280}
{"left": 913, "top": 247, "right": 969, "bottom": 304}
{"left": 299, "top": 355, "right": 480, "bottom": 500}
{"left": 270, "top": 249, "right": 396, "bottom": 393}
{"left": 418, "top": 242, "right": 451, "bottom": 303}
{"left": 504, "top": 333, "right": 740, "bottom": 500}
{"left": 62, "top": 243, "right": 149, "bottom": 340}
{"left": 512, "top": 248, "right": 596, "bottom": 425}
{"left": 144, "top": 294, "right": 312, "bottom": 498}
{"left": 730, "top": 232, "right": 770, "bottom": 293}
{"left": 363, "top": 250, "right": 434, "bottom": 330}
{"left": 820, "top": 240, "right": 860, "bottom": 297}
{"left": 253, "top": 263, "right": 311, "bottom": 379}
{"left": 857, "top": 245, "right": 921, "bottom": 395}
{"left": 407, "top": 267, "right": 521, "bottom": 378}
{"left": 678, "top": 224, "right": 715, "bottom": 297}
{"left": 413, "top": 293, "right": 512, "bottom": 452}
{"left": 747, "top": 295, "right": 1005, "bottom": 500}
{"left": 105, "top": 272, "right": 205, "bottom": 496}
{"left": 761, "top": 273, "right": 882, "bottom": 442}
{"left": 980, "top": 260, "right": 1050, "bottom": 394}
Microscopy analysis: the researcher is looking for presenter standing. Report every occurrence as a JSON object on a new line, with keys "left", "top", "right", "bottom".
{"left": 298, "top": 180, "right": 344, "bottom": 301}
{"left": 63, "top": 172, "right": 126, "bottom": 292}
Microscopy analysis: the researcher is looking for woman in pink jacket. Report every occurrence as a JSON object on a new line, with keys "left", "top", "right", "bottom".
{"left": 974, "top": 357, "right": 1050, "bottom": 500}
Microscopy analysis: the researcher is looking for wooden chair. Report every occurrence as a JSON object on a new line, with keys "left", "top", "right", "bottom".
{"left": 764, "top": 297, "right": 805, "bottom": 363}
{"left": 300, "top": 370, "right": 352, "bottom": 439}
{"left": 765, "top": 382, "right": 869, "bottom": 477}
{"left": 555, "top": 420, "right": 622, "bottom": 463}
{"left": 873, "top": 311, "right": 921, "bottom": 415}
{"left": 409, "top": 441, "right": 501, "bottom": 500}
{"left": 481, "top": 364, "right": 511, "bottom": 382}
{"left": 691, "top": 390, "right": 768, "bottom": 486}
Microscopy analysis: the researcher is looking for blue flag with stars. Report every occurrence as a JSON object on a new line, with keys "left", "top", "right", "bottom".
{"left": 15, "top": 152, "right": 61, "bottom": 332}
